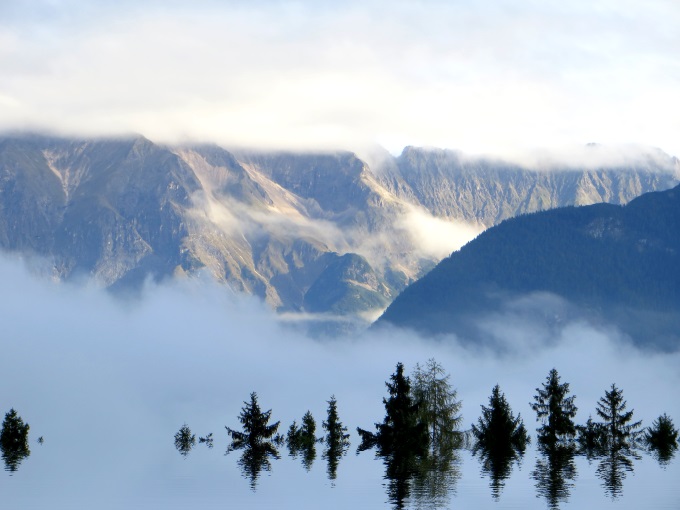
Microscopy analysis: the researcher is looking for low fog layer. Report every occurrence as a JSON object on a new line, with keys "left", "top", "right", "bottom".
{"left": 1, "top": 255, "right": 678, "bottom": 507}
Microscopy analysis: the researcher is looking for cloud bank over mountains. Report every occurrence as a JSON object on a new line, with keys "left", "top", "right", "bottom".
{"left": 1, "top": 0, "right": 679, "bottom": 157}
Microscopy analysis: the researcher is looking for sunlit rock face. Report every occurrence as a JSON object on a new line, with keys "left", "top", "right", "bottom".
{"left": 0, "top": 133, "right": 677, "bottom": 325}
{"left": 376, "top": 146, "right": 680, "bottom": 226}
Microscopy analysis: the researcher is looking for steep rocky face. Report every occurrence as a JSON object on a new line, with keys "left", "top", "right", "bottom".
{"left": 1, "top": 133, "right": 678, "bottom": 329}
{"left": 0, "top": 135, "right": 201, "bottom": 284}
{"left": 173, "top": 146, "right": 415, "bottom": 312}
{"left": 377, "top": 146, "right": 680, "bottom": 226}
{"left": 303, "top": 252, "right": 393, "bottom": 315}
{"left": 234, "top": 151, "right": 371, "bottom": 215}
{"left": 0, "top": 137, "right": 66, "bottom": 253}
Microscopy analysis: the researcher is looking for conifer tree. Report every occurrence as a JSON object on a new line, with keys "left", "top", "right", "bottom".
{"left": 644, "top": 414, "right": 678, "bottom": 449}
{"left": 0, "top": 408, "right": 30, "bottom": 472}
{"left": 357, "top": 362, "right": 428, "bottom": 455}
{"left": 301, "top": 411, "right": 317, "bottom": 443}
{"left": 226, "top": 392, "right": 280, "bottom": 452}
{"left": 287, "top": 410, "right": 318, "bottom": 471}
{"left": 287, "top": 411, "right": 318, "bottom": 450}
{"left": 226, "top": 392, "right": 281, "bottom": 489}
{"left": 323, "top": 395, "right": 350, "bottom": 453}
{"left": 644, "top": 413, "right": 678, "bottom": 464}
{"left": 530, "top": 368, "right": 577, "bottom": 447}
{"left": 472, "top": 384, "right": 529, "bottom": 453}
{"left": 576, "top": 415, "right": 607, "bottom": 457}
{"left": 412, "top": 358, "right": 463, "bottom": 449}
{"left": 471, "top": 385, "right": 529, "bottom": 499}
{"left": 174, "top": 423, "right": 195, "bottom": 457}
{"left": 0, "top": 408, "right": 30, "bottom": 452}
{"left": 323, "top": 395, "right": 350, "bottom": 480}
{"left": 595, "top": 384, "right": 642, "bottom": 449}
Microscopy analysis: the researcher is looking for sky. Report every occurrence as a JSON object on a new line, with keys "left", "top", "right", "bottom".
{"left": 1, "top": 0, "right": 679, "bottom": 158}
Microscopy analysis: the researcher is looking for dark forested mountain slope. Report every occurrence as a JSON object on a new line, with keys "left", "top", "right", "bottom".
{"left": 377, "top": 185, "right": 680, "bottom": 348}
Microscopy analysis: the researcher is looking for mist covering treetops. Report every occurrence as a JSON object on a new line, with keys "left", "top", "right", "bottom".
{"left": 377, "top": 184, "right": 680, "bottom": 349}
{"left": 0, "top": 132, "right": 677, "bottom": 326}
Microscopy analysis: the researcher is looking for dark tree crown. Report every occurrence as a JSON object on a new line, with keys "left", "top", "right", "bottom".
{"left": 472, "top": 384, "right": 529, "bottom": 452}
{"left": 530, "top": 368, "right": 577, "bottom": 447}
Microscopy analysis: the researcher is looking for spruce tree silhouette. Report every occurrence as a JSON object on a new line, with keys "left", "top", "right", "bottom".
{"left": 595, "top": 384, "right": 642, "bottom": 450}
{"left": 357, "top": 362, "right": 428, "bottom": 455}
{"left": 471, "top": 385, "right": 529, "bottom": 500}
{"left": 226, "top": 392, "right": 281, "bottom": 490}
{"left": 531, "top": 369, "right": 577, "bottom": 448}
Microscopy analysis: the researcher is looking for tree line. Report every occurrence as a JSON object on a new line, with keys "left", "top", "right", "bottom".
{"left": 174, "top": 359, "right": 678, "bottom": 501}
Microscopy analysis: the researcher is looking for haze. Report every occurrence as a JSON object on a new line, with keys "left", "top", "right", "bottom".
{"left": 1, "top": 254, "right": 678, "bottom": 507}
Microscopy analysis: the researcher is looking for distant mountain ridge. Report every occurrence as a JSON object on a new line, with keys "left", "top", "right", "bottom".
{"left": 377, "top": 146, "right": 679, "bottom": 226}
{"left": 376, "top": 184, "right": 680, "bottom": 348}
{"left": 1, "top": 132, "right": 678, "bottom": 328}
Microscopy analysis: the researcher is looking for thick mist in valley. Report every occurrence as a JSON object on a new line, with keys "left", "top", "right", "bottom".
{"left": 1, "top": 254, "right": 678, "bottom": 508}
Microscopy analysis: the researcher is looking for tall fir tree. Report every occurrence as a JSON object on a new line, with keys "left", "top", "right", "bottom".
{"left": 412, "top": 358, "right": 463, "bottom": 450}
{"left": 357, "top": 362, "right": 428, "bottom": 455}
{"left": 595, "top": 384, "right": 642, "bottom": 449}
{"left": 530, "top": 368, "right": 577, "bottom": 447}
{"left": 322, "top": 396, "right": 350, "bottom": 453}
{"left": 322, "top": 395, "right": 350, "bottom": 480}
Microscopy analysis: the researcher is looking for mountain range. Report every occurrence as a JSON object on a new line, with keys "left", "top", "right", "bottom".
{"left": 1, "top": 132, "right": 678, "bottom": 330}
{"left": 377, "top": 184, "right": 680, "bottom": 348}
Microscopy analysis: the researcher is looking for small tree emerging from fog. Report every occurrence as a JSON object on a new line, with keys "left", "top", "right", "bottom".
{"left": 226, "top": 392, "right": 280, "bottom": 453}
{"left": 226, "top": 392, "right": 281, "bottom": 490}
{"left": 645, "top": 414, "right": 678, "bottom": 449}
{"left": 471, "top": 385, "right": 529, "bottom": 501}
{"left": 644, "top": 414, "right": 678, "bottom": 463}
{"left": 531, "top": 368, "right": 577, "bottom": 448}
{"left": 412, "top": 358, "right": 463, "bottom": 450}
{"left": 1, "top": 408, "right": 31, "bottom": 472}
{"left": 0, "top": 409, "right": 30, "bottom": 452}
{"left": 287, "top": 411, "right": 318, "bottom": 450}
{"left": 323, "top": 396, "right": 350, "bottom": 453}
{"left": 472, "top": 384, "right": 529, "bottom": 453}
{"left": 287, "top": 410, "right": 318, "bottom": 471}
{"left": 322, "top": 395, "right": 350, "bottom": 480}
{"left": 174, "top": 424, "right": 196, "bottom": 457}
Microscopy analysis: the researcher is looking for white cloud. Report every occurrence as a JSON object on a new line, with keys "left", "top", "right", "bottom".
{"left": 0, "top": 0, "right": 678, "bottom": 157}
{"left": 396, "top": 206, "right": 482, "bottom": 259}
